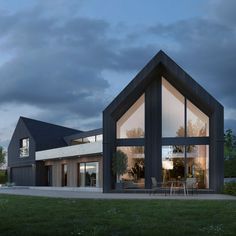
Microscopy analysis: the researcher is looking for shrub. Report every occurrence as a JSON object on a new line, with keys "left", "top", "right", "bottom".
{"left": 223, "top": 182, "right": 236, "bottom": 196}
{"left": 224, "top": 159, "right": 236, "bottom": 177}
{"left": 0, "top": 170, "right": 7, "bottom": 184}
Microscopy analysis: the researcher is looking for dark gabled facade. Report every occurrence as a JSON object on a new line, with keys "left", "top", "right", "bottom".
{"left": 103, "top": 50, "right": 224, "bottom": 193}
{"left": 8, "top": 117, "right": 81, "bottom": 186}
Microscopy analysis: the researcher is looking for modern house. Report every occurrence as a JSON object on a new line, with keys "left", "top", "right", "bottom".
{"left": 8, "top": 50, "right": 224, "bottom": 192}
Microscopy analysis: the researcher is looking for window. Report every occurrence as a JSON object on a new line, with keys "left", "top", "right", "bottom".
{"left": 19, "top": 138, "right": 29, "bottom": 157}
{"left": 96, "top": 134, "right": 103, "bottom": 142}
{"left": 117, "top": 146, "right": 145, "bottom": 189}
{"left": 187, "top": 100, "right": 209, "bottom": 137}
{"left": 83, "top": 136, "right": 96, "bottom": 143}
{"left": 162, "top": 78, "right": 185, "bottom": 137}
{"left": 72, "top": 135, "right": 100, "bottom": 145}
{"left": 117, "top": 94, "right": 145, "bottom": 139}
{"left": 162, "top": 77, "right": 209, "bottom": 138}
{"left": 61, "top": 164, "right": 68, "bottom": 187}
{"left": 78, "top": 162, "right": 99, "bottom": 187}
{"left": 162, "top": 145, "right": 209, "bottom": 188}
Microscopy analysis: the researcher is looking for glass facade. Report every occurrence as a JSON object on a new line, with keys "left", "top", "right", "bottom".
{"left": 187, "top": 100, "right": 209, "bottom": 137}
{"left": 79, "top": 162, "right": 99, "bottom": 187}
{"left": 162, "top": 78, "right": 185, "bottom": 137}
{"left": 162, "top": 145, "right": 209, "bottom": 188}
{"left": 186, "top": 145, "right": 209, "bottom": 188}
{"left": 116, "top": 94, "right": 145, "bottom": 139}
{"left": 113, "top": 77, "right": 210, "bottom": 191}
{"left": 117, "top": 146, "right": 145, "bottom": 189}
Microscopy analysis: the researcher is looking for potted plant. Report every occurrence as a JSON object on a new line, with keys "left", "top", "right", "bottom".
{"left": 112, "top": 150, "right": 128, "bottom": 189}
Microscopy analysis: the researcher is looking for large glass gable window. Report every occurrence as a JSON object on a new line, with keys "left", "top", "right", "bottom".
{"left": 162, "top": 77, "right": 209, "bottom": 138}
{"left": 116, "top": 94, "right": 145, "bottom": 139}
{"left": 162, "top": 78, "right": 185, "bottom": 137}
{"left": 187, "top": 100, "right": 209, "bottom": 137}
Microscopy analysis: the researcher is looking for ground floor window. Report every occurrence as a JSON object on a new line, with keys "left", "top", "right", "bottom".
{"left": 162, "top": 145, "right": 209, "bottom": 188}
{"left": 61, "top": 164, "right": 67, "bottom": 187}
{"left": 117, "top": 146, "right": 145, "bottom": 189}
{"left": 79, "top": 162, "right": 99, "bottom": 187}
{"left": 46, "top": 165, "right": 52, "bottom": 186}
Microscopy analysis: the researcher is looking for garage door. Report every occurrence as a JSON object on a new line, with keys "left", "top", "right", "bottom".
{"left": 11, "top": 166, "right": 34, "bottom": 186}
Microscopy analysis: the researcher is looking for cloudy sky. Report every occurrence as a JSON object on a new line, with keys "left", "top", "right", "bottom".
{"left": 0, "top": 0, "right": 236, "bottom": 149}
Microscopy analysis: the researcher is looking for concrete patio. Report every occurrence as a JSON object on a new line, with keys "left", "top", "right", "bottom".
{"left": 0, "top": 186, "right": 236, "bottom": 200}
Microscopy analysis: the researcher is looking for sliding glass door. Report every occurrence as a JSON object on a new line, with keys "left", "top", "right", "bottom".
{"left": 78, "top": 162, "right": 99, "bottom": 187}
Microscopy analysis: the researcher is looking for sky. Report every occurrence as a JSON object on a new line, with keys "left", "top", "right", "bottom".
{"left": 0, "top": 0, "right": 236, "bottom": 149}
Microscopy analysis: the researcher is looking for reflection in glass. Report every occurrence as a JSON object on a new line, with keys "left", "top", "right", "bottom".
{"left": 62, "top": 164, "right": 68, "bottom": 187}
{"left": 162, "top": 146, "right": 185, "bottom": 183}
{"left": 79, "top": 163, "right": 85, "bottom": 187}
{"left": 162, "top": 145, "right": 209, "bottom": 189}
{"left": 116, "top": 94, "right": 145, "bottom": 139}
{"left": 20, "top": 138, "right": 29, "bottom": 157}
{"left": 79, "top": 162, "right": 99, "bottom": 187}
{"left": 186, "top": 145, "right": 209, "bottom": 188}
{"left": 187, "top": 100, "right": 209, "bottom": 137}
{"left": 117, "top": 146, "right": 145, "bottom": 189}
{"left": 162, "top": 78, "right": 185, "bottom": 137}
{"left": 83, "top": 136, "right": 96, "bottom": 143}
{"left": 96, "top": 134, "right": 103, "bottom": 141}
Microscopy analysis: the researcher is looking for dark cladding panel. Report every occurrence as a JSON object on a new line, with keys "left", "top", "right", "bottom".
{"left": 145, "top": 78, "right": 162, "bottom": 188}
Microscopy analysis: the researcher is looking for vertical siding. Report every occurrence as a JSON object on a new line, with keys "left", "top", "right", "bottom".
{"left": 44, "top": 155, "right": 103, "bottom": 187}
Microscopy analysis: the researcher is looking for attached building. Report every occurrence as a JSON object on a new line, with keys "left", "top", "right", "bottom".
{"left": 8, "top": 50, "right": 224, "bottom": 192}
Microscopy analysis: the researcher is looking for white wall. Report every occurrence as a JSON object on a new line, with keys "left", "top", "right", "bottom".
{"left": 36, "top": 141, "right": 102, "bottom": 161}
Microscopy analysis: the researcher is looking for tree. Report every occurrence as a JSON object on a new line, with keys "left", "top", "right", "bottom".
{"left": 112, "top": 150, "right": 128, "bottom": 183}
{"left": 0, "top": 146, "right": 6, "bottom": 169}
{"left": 224, "top": 129, "right": 236, "bottom": 160}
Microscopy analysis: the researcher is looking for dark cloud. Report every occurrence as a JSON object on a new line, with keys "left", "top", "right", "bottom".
{"left": 148, "top": 15, "right": 236, "bottom": 113}
{"left": 1, "top": 0, "right": 236, "bottom": 148}
{"left": 225, "top": 119, "right": 236, "bottom": 134}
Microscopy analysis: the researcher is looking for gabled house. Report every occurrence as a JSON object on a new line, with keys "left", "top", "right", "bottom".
{"left": 8, "top": 50, "right": 224, "bottom": 192}
{"left": 103, "top": 50, "right": 224, "bottom": 193}
{"left": 8, "top": 117, "right": 103, "bottom": 187}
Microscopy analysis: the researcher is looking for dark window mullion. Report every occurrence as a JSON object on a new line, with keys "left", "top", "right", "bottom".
{"left": 184, "top": 98, "right": 187, "bottom": 178}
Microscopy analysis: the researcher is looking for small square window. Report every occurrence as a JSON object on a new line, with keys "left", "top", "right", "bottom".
{"left": 20, "top": 138, "right": 29, "bottom": 157}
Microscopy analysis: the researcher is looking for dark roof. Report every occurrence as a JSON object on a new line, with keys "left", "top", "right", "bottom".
{"left": 20, "top": 117, "right": 82, "bottom": 151}
{"left": 104, "top": 50, "right": 223, "bottom": 116}
{"left": 64, "top": 128, "right": 102, "bottom": 144}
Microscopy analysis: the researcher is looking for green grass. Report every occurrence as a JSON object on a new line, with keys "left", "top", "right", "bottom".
{"left": 0, "top": 195, "right": 236, "bottom": 235}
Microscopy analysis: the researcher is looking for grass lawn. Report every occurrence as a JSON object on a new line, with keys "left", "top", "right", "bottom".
{"left": 0, "top": 195, "right": 236, "bottom": 235}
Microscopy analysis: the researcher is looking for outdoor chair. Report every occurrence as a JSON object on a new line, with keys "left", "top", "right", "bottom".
{"left": 186, "top": 177, "right": 198, "bottom": 195}
{"left": 149, "top": 177, "right": 169, "bottom": 196}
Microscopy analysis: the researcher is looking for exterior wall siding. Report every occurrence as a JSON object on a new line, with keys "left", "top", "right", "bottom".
{"left": 8, "top": 119, "right": 36, "bottom": 186}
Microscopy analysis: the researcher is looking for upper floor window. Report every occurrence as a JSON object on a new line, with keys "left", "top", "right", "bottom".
{"left": 187, "top": 100, "right": 209, "bottom": 137}
{"left": 162, "top": 77, "right": 209, "bottom": 138}
{"left": 116, "top": 94, "right": 145, "bottom": 139}
{"left": 20, "top": 138, "right": 29, "bottom": 157}
{"left": 162, "top": 78, "right": 185, "bottom": 137}
{"left": 71, "top": 134, "right": 103, "bottom": 145}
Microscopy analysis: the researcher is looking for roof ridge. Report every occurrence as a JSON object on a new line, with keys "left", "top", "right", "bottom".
{"left": 20, "top": 116, "right": 81, "bottom": 132}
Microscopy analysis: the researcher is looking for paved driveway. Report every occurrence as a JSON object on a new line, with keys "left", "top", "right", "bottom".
{"left": 0, "top": 187, "right": 236, "bottom": 200}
